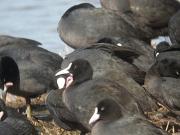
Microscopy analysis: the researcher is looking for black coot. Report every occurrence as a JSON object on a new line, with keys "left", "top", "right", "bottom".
{"left": 0, "top": 99, "right": 37, "bottom": 135}
{"left": 60, "top": 44, "right": 157, "bottom": 111}
{"left": 129, "top": 0, "right": 180, "bottom": 27}
{"left": 100, "top": 0, "right": 179, "bottom": 28}
{"left": 58, "top": 3, "right": 156, "bottom": 48}
{"left": 144, "top": 45, "right": 180, "bottom": 115}
{"left": 0, "top": 36, "right": 63, "bottom": 118}
{"left": 46, "top": 90, "right": 88, "bottom": 135}
{"left": 54, "top": 59, "right": 145, "bottom": 133}
{"left": 89, "top": 99, "right": 168, "bottom": 135}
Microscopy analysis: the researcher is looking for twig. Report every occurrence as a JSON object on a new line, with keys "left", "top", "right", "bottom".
{"left": 165, "top": 121, "right": 170, "bottom": 131}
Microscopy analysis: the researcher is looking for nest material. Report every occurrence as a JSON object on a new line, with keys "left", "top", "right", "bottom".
{"left": 5, "top": 93, "right": 180, "bottom": 135}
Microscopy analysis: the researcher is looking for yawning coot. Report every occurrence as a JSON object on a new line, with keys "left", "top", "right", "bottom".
{"left": 54, "top": 59, "right": 144, "bottom": 134}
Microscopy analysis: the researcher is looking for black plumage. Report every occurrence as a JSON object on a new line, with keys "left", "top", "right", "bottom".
{"left": 58, "top": 3, "right": 156, "bottom": 48}
{"left": 53, "top": 59, "right": 145, "bottom": 134}
{"left": 169, "top": 10, "right": 180, "bottom": 46}
{"left": 0, "top": 99, "right": 37, "bottom": 135}
{"left": 89, "top": 99, "right": 168, "bottom": 135}
{"left": 0, "top": 35, "right": 63, "bottom": 117}
{"left": 60, "top": 44, "right": 157, "bottom": 111}
{"left": 144, "top": 46, "right": 180, "bottom": 115}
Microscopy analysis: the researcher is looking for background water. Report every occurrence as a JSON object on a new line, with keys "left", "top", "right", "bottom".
{"left": 0, "top": 0, "right": 100, "bottom": 56}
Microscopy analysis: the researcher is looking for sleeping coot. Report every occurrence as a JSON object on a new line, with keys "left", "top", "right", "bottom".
{"left": 58, "top": 3, "right": 155, "bottom": 48}
{"left": 0, "top": 35, "right": 63, "bottom": 118}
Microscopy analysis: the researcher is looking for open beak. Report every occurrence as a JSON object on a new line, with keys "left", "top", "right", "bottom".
{"left": 56, "top": 74, "right": 73, "bottom": 89}
{"left": 55, "top": 63, "right": 73, "bottom": 89}
{"left": 55, "top": 63, "right": 72, "bottom": 76}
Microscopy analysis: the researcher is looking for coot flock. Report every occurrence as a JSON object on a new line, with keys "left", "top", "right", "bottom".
{"left": 0, "top": 0, "right": 180, "bottom": 135}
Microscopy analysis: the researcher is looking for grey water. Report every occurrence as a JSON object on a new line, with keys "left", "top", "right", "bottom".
{"left": 0, "top": 0, "right": 100, "bottom": 56}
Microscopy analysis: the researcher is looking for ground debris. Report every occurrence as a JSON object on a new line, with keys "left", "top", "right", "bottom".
{"left": 5, "top": 94, "right": 180, "bottom": 135}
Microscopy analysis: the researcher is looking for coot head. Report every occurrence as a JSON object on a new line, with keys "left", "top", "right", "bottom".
{"left": 154, "top": 41, "right": 170, "bottom": 57}
{"left": 155, "top": 58, "right": 180, "bottom": 78}
{"left": 89, "top": 99, "right": 122, "bottom": 126}
{"left": 55, "top": 59, "right": 93, "bottom": 89}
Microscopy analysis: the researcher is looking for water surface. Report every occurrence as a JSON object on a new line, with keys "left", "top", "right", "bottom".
{"left": 0, "top": 0, "right": 100, "bottom": 56}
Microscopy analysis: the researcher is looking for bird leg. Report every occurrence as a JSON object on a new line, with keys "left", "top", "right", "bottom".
{"left": 0, "top": 88, "right": 5, "bottom": 101}
{"left": 26, "top": 98, "right": 32, "bottom": 119}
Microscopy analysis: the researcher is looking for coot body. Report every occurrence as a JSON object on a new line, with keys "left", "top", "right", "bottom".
{"left": 90, "top": 99, "right": 168, "bottom": 135}
{"left": 0, "top": 99, "right": 37, "bottom": 135}
{"left": 58, "top": 3, "right": 155, "bottom": 48}
{"left": 60, "top": 44, "right": 157, "bottom": 111}
{"left": 144, "top": 46, "right": 180, "bottom": 115}
{"left": 169, "top": 10, "right": 180, "bottom": 45}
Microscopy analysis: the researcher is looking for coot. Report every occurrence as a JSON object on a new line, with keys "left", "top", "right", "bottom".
{"left": 0, "top": 99, "right": 37, "bottom": 135}
{"left": 129, "top": 0, "right": 180, "bottom": 27}
{"left": 89, "top": 99, "right": 168, "bottom": 135}
{"left": 144, "top": 46, "right": 180, "bottom": 115}
{"left": 58, "top": 3, "right": 155, "bottom": 48}
{"left": 60, "top": 44, "right": 157, "bottom": 111}
{"left": 55, "top": 59, "right": 146, "bottom": 132}
{"left": 0, "top": 36, "right": 63, "bottom": 118}
{"left": 46, "top": 90, "right": 88, "bottom": 135}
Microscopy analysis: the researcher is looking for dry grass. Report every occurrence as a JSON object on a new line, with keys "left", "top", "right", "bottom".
{"left": 31, "top": 119, "right": 80, "bottom": 135}
{"left": 6, "top": 93, "right": 80, "bottom": 135}
{"left": 146, "top": 103, "right": 180, "bottom": 134}
{"left": 5, "top": 93, "right": 180, "bottom": 135}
